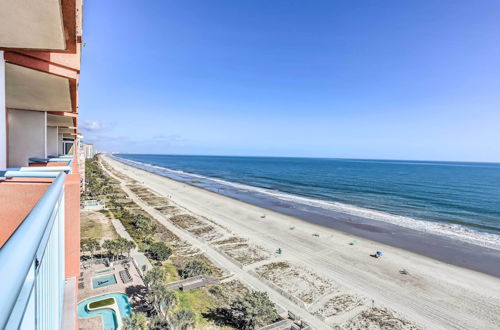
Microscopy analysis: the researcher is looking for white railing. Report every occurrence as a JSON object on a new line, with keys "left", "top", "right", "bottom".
{"left": 0, "top": 172, "right": 66, "bottom": 329}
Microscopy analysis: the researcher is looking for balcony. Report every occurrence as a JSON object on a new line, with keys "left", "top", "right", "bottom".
{"left": 0, "top": 156, "right": 80, "bottom": 329}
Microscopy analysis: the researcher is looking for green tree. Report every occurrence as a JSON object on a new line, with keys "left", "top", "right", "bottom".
{"left": 146, "top": 283, "right": 177, "bottom": 316}
{"left": 148, "top": 316, "right": 170, "bottom": 330}
{"left": 80, "top": 239, "right": 89, "bottom": 255}
{"left": 206, "top": 291, "right": 278, "bottom": 329}
{"left": 145, "top": 266, "right": 168, "bottom": 289}
{"left": 147, "top": 241, "right": 172, "bottom": 261}
{"left": 123, "top": 312, "right": 148, "bottom": 330}
{"left": 135, "top": 216, "right": 153, "bottom": 234}
{"left": 229, "top": 291, "right": 278, "bottom": 329}
{"left": 86, "top": 238, "right": 100, "bottom": 262}
{"left": 124, "top": 239, "right": 136, "bottom": 258}
{"left": 116, "top": 237, "right": 130, "bottom": 259}
{"left": 172, "top": 309, "right": 196, "bottom": 330}
{"left": 180, "top": 260, "right": 212, "bottom": 279}
{"left": 102, "top": 240, "right": 117, "bottom": 261}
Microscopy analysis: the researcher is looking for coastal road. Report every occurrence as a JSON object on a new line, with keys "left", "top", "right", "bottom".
{"left": 100, "top": 157, "right": 331, "bottom": 330}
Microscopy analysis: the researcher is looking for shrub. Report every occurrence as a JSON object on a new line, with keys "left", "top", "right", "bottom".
{"left": 204, "top": 291, "right": 278, "bottom": 329}
{"left": 147, "top": 241, "right": 172, "bottom": 261}
{"left": 179, "top": 260, "right": 212, "bottom": 279}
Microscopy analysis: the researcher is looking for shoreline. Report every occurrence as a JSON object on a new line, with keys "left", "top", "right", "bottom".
{"left": 112, "top": 155, "right": 500, "bottom": 277}
{"left": 102, "top": 154, "right": 500, "bottom": 329}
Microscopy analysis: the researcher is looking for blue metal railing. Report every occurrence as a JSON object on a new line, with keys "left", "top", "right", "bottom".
{"left": 0, "top": 171, "right": 61, "bottom": 178}
{"left": 0, "top": 172, "right": 67, "bottom": 329}
{"left": 29, "top": 157, "right": 71, "bottom": 163}
{"left": 6, "top": 166, "right": 71, "bottom": 173}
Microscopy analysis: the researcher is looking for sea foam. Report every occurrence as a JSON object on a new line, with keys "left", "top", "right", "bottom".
{"left": 114, "top": 156, "right": 500, "bottom": 251}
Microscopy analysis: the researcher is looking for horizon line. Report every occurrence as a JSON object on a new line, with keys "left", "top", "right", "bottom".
{"left": 102, "top": 151, "right": 500, "bottom": 165}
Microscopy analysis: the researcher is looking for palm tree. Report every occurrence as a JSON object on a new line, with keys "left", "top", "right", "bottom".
{"left": 86, "top": 238, "right": 100, "bottom": 262}
{"left": 172, "top": 309, "right": 196, "bottom": 330}
{"left": 159, "top": 290, "right": 177, "bottom": 315}
{"left": 146, "top": 283, "right": 177, "bottom": 316}
{"left": 144, "top": 266, "right": 167, "bottom": 289}
{"left": 123, "top": 312, "right": 148, "bottom": 330}
{"left": 80, "top": 239, "right": 89, "bottom": 257}
{"left": 102, "top": 240, "right": 117, "bottom": 261}
{"left": 125, "top": 239, "right": 136, "bottom": 258}
{"left": 148, "top": 315, "right": 170, "bottom": 330}
{"left": 116, "top": 237, "right": 129, "bottom": 259}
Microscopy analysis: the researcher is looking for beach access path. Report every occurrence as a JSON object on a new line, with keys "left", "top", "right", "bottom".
{"left": 102, "top": 155, "right": 500, "bottom": 330}
{"left": 109, "top": 217, "right": 152, "bottom": 273}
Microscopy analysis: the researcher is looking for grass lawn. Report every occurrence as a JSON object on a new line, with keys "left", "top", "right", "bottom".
{"left": 81, "top": 211, "right": 118, "bottom": 241}
{"left": 164, "top": 263, "right": 180, "bottom": 282}
{"left": 81, "top": 218, "right": 103, "bottom": 240}
{"left": 175, "top": 288, "right": 216, "bottom": 325}
{"left": 89, "top": 297, "right": 114, "bottom": 309}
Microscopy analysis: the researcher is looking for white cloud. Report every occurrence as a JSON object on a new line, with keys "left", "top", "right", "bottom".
{"left": 80, "top": 120, "right": 105, "bottom": 132}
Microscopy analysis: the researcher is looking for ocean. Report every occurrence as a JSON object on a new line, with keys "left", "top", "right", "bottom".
{"left": 114, "top": 154, "right": 500, "bottom": 252}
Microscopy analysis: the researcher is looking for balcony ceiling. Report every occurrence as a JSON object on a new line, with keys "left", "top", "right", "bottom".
{"left": 6, "top": 63, "right": 72, "bottom": 112}
{"left": 0, "top": 0, "right": 65, "bottom": 50}
{"left": 47, "top": 114, "right": 74, "bottom": 127}
{"left": 58, "top": 127, "right": 75, "bottom": 134}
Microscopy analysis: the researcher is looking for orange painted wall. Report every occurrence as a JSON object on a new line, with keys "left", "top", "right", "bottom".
{"left": 64, "top": 173, "right": 80, "bottom": 279}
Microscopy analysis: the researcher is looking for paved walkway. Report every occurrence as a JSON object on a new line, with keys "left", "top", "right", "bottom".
{"left": 100, "top": 157, "right": 330, "bottom": 330}
{"left": 110, "top": 217, "right": 153, "bottom": 274}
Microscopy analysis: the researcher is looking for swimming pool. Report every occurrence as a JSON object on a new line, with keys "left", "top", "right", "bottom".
{"left": 78, "top": 293, "right": 131, "bottom": 330}
{"left": 92, "top": 274, "right": 117, "bottom": 289}
{"left": 95, "top": 267, "right": 115, "bottom": 274}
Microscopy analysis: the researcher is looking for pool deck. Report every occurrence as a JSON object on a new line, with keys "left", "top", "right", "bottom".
{"left": 78, "top": 261, "right": 145, "bottom": 330}
{"left": 79, "top": 315, "right": 103, "bottom": 330}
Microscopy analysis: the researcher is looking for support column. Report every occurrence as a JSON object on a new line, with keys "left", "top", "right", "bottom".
{"left": 0, "top": 51, "right": 6, "bottom": 172}
{"left": 7, "top": 109, "right": 47, "bottom": 167}
{"left": 47, "top": 126, "right": 58, "bottom": 157}
{"left": 58, "top": 133, "right": 64, "bottom": 156}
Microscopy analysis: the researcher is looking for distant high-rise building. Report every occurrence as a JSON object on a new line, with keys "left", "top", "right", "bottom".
{"left": 83, "top": 142, "right": 96, "bottom": 159}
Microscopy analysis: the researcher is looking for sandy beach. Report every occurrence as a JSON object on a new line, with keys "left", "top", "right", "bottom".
{"left": 102, "top": 154, "right": 500, "bottom": 329}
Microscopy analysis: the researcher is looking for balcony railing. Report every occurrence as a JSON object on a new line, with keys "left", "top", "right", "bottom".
{"left": 0, "top": 171, "right": 67, "bottom": 329}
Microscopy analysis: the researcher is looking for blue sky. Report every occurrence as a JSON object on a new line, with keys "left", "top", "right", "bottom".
{"left": 79, "top": 1, "right": 500, "bottom": 162}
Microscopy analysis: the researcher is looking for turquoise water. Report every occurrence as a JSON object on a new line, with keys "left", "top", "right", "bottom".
{"left": 92, "top": 274, "right": 117, "bottom": 289}
{"left": 77, "top": 293, "right": 131, "bottom": 330}
{"left": 95, "top": 268, "right": 115, "bottom": 274}
{"left": 116, "top": 154, "right": 500, "bottom": 251}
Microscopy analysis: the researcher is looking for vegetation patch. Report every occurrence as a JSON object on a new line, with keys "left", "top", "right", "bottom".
{"left": 315, "top": 294, "right": 365, "bottom": 318}
{"left": 155, "top": 205, "right": 182, "bottom": 216}
{"left": 170, "top": 214, "right": 204, "bottom": 229}
{"left": 173, "top": 254, "right": 225, "bottom": 279}
{"left": 213, "top": 236, "right": 248, "bottom": 246}
{"left": 342, "top": 307, "right": 421, "bottom": 330}
{"left": 222, "top": 244, "right": 272, "bottom": 265}
{"left": 175, "top": 288, "right": 217, "bottom": 325}
{"left": 81, "top": 211, "right": 119, "bottom": 242}
{"left": 257, "top": 262, "right": 336, "bottom": 304}
{"left": 204, "top": 291, "right": 279, "bottom": 329}
{"left": 209, "top": 280, "right": 250, "bottom": 305}
{"left": 179, "top": 260, "right": 213, "bottom": 279}
{"left": 88, "top": 297, "right": 115, "bottom": 309}
{"left": 147, "top": 241, "right": 172, "bottom": 261}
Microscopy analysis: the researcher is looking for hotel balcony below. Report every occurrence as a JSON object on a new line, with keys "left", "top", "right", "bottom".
{"left": 0, "top": 155, "right": 81, "bottom": 329}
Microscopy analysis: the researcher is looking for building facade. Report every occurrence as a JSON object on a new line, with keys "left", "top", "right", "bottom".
{"left": 0, "top": 1, "right": 84, "bottom": 329}
{"left": 82, "top": 142, "right": 95, "bottom": 159}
